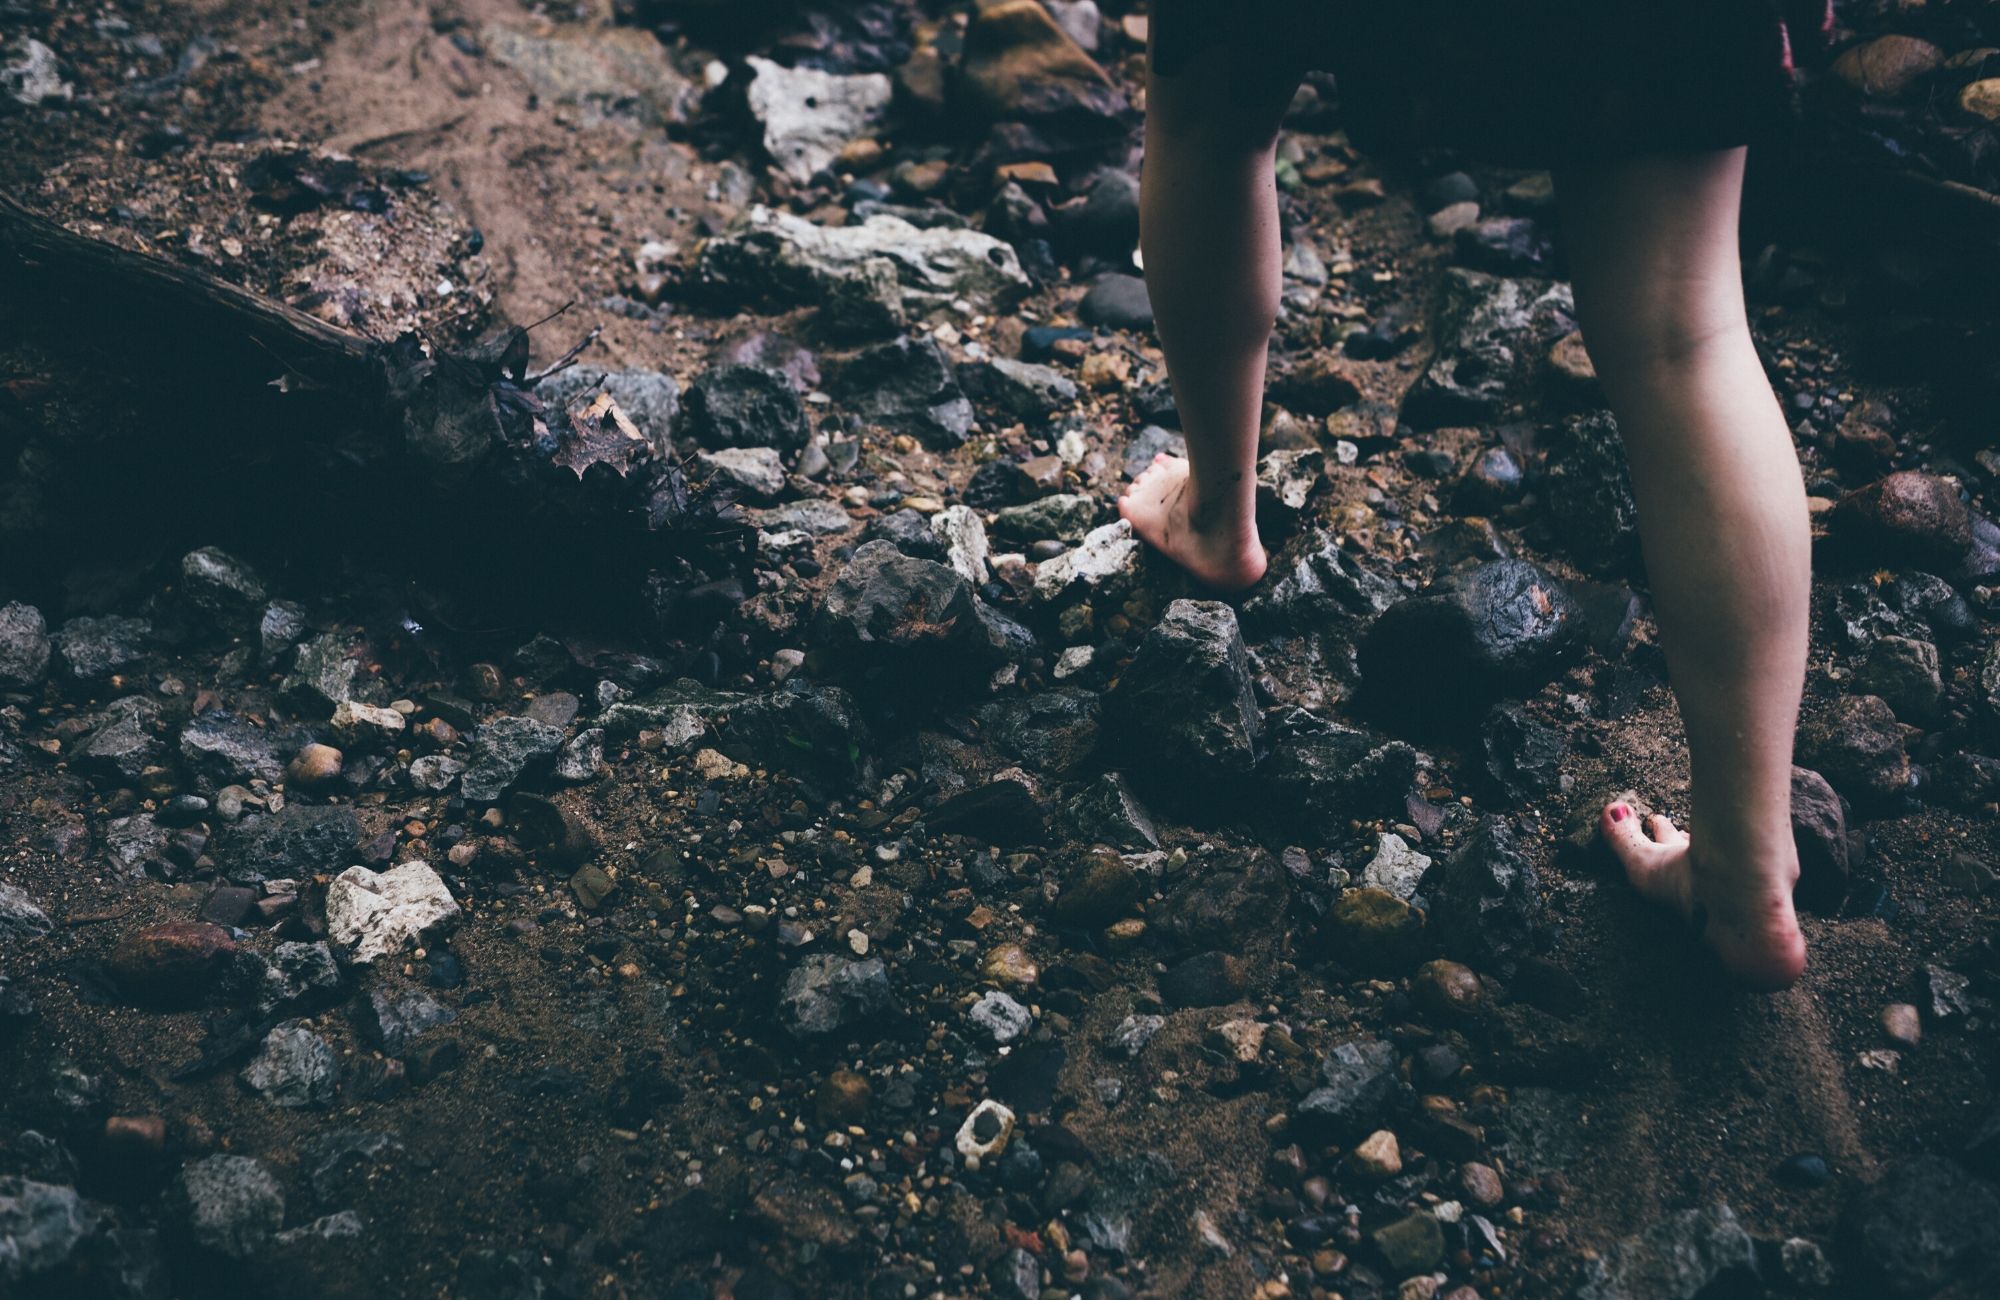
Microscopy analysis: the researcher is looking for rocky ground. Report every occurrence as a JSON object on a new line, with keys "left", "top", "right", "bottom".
{"left": 4, "top": 2, "right": 2000, "bottom": 1298}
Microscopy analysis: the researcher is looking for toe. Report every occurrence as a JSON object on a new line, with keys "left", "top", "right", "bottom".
{"left": 1647, "top": 813, "right": 1689, "bottom": 847}
{"left": 1603, "top": 802, "right": 1674, "bottom": 869}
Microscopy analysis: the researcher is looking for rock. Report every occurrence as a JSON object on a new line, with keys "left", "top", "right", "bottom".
{"left": 1159, "top": 951, "right": 1248, "bottom": 1008}
{"left": 958, "top": 356, "right": 1078, "bottom": 424}
{"left": 357, "top": 985, "right": 457, "bottom": 1055}
{"left": 931, "top": 505, "right": 990, "bottom": 585}
{"left": 867, "top": 507, "right": 949, "bottom": 562}
{"left": 1797, "top": 695, "right": 1910, "bottom": 808}
{"left": 0, "top": 1177, "right": 94, "bottom": 1285}
{"left": 1541, "top": 411, "right": 1639, "bottom": 570}
{"left": 1063, "top": 772, "right": 1159, "bottom": 849}
{"left": 1428, "top": 816, "right": 1547, "bottom": 972}
{"left": 570, "top": 863, "right": 616, "bottom": 911}
{"left": 1855, "top": 636, "right": 1942, "bottom": 722}
{"left": 1458, "top": 1161, "right": 1505, "bottom": 1208}
{"left": 1262, "top": 708, "right": 1423, "bottom": 843}
{"left": 1481, "top": 703, "right": 1568, "bottom": 801}
{"left": 1325, "top": 887, "right": 1426, "bottom": 972}
{"left": 180, "top": 547, "right": 269, "bottom": 620}
{"left": 1348, "top": 1129, "right": 1403, "bottom": 1180}
{"left": 815, "top": 539, "right": 1031, "bottom": 682}
{"left": 325, "top": 861, "right": 461, "bottom": 964}
{"left": 832, "top": 335, "right": 974, "bottom": 450}
{"left": 683, "top": 364, "right": 809, "bottom": 454}
{"left": 1078, "top": 273, "right": 1152, "bottom": 330}
{"left": 969, "top": 990, "right": 1034, "bottom": 1043}
{"left": 1960, "top": 76, "right": 2000, "bottom": 121}
{"left": 1361, "top": 832, "right": 1432, "bottom": 901}
{"left": 180, "top": 713, "right": 286, "bottom": 786}
{"left": 1575, "top": 1204, "right": 1758, "bottom": 1300}
{"left": 239, "top": 1024, "right": 339, "bottom": 1109}
{"left": 1295, "top": 1037, "right": 1409, "bottom": 1139}
{"left": 1789, "top": 766, "right": 1856, "bottom": 912}
{"left": 480, "top": 22, "right": 697, "bottom": 127}
{"left": 1110, "top": 599, "right": 1262, "bottom": 780}
{"left": 1922, "top": 965, "right": 1973, "bottom": 1021}
{"left": 994, "top": 493, "right": 1098, "bottom": 545}
{"left": 1833, "top": 472, "right": 1972, "bottom": 568}
{"left": 171, "top": 1155, "right": 284, "bottom": 1260}
{"left": 1881, "top": 1002, "right": 1921, "bottom": 1048}
{"left": 692, "top": 205, "right": 1029, "bottom": 324}
{"left": 743, "top": 56, "right": 891, "bottom": 184}
{"left": 216, "top": 804, "right": 361, "bottom": 882}
{"left": 2, "top": 37, "right": 71, "bottom": 106}
{"left": 1832, "top": 34, "right": 1943, "bottom": 100}
{"left": 101, "top": 813, "right": 169, "bottom": 876}
{"left": 723, "top": 684, "right": 874, "bottom": 791}
{"left": 780, "top": 955, "right": 898, "bottom": 1037}
{"left": 1455, "top": 215, "right": 1556, "bottom": 274}
{"left": 0, "top": 884, "right": 52, "bottom": 942}
{"left": 1109, "top": 1014, "right": 1165, "bottom": 1058}
{"left": 106, "top": 923, "right": 237, "bottom": 1006}
{"left": 259, "top": 600, "right": 308, "bottom": 660}
{"left": 1414, "top": 959, "right": 1485, "bottom": 1017}
{"left": 1033, "top": 519, "right": 1143, "bottom": 602}
{"left": 282, "top": 631, "right": 366, "bottom": 712}
{"left": 52, "top": 615, "right": 152, "bottom": 681}
{"left": 331, "top": 699, "right": 407, "bottom": 748}
{"left": 284, "top": 743, "right": 342, "bottom": 789}
{"left": 1404, "top": 270, "right": 1575, "bottom": 427}
{"left": 255, "top": 941, "right": 344, "bottom": 1018}
{"left": 0, "top": 602, "right": 50, "bottom": 686}
{"left": 535, "top": 367, "right": 680, "bottom": 448}
{"left": 1053, "top": 849, "right": 1143, "bottom": 928}
{"left": 959, "top": 0, "right": 1126, "bottom": 134}
{"left": 71, "top": 696, "right": 166, "bottom": 785}
{"left": 1841, "top": 1157, "right": 2000, "bottom": 1297}
{"left": 955, "top": 1099, "right": 1016, "bottom": 1168}
{"left": 555, "top": 728, "right": 604, "bottom": 783}
{"left": 692, "top": 446, "right": 787, "bottom": 500}
{"left": 1774, "top": 1153, "right": 1833, "bottom": 1188}
{"left": 461, "top": 715, "right": 564, "bottom": 803}
{"left": 1242, "top": 529, "right": 1403, "bottom": 634}
{"left": 1372, "top": 1211, "right": 1444, "bottom": 1275}
{"left": 1359, "top": 560, "right": 1585, "bottom": 709}
{"left": 1256, "top": 448, "right": 1324, "bottom": 523}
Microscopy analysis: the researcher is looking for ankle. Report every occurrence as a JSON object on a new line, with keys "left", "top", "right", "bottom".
{"left": 1183, "top": 483, "right": 1259, "bottom": 540}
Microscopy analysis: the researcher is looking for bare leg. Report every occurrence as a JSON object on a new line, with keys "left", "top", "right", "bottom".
{"left": 1117, "top": 45, "right": 1299, "bottom": 592}
{"left": 1557, "top": 149, "right": 1810, "bottom": 990}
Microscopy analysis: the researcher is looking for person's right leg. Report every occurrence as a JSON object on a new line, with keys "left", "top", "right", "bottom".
{"left": 1555, "top": 149, "right": 1811, "bottom": 990}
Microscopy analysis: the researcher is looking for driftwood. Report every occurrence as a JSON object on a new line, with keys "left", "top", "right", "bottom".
{"left": 0, "top": 193, "right": 741, "bottom": 595}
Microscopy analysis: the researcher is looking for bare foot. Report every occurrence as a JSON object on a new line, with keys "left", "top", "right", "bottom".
{"left": 1117, "top": 453, "right": 1268, "bottom": 593}
{"left": 1600, "top": 801, "right": 1806, "bottom": 990}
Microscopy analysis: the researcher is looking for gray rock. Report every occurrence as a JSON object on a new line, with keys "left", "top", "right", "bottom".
{"left": 357, "top": 985, "right": 457, "bottom": 1055}
{"left": 0, "top": 883, "right": 53, "bottom": 942}
{"left": 480, "top": 22, "right": 696, "bottom": 126}
{"left": 693, "top": 446, "right": 787, "bottom": 500}
{"left": 101, "top": 814, "right": 169, "bottom": 876}
{"left": 744, "top": 56, "right": 891, "bottom": 183}
{"left": 1108, "top": 1014, "right": 1165, "bottom": 1058}
{"left": 597, "top": 678, "right": 738, "bottom": 743}
{"left": 1541, "top": 411, "right": 1639, "bottom": 571}
{"left": 282, "top": 631, "right": 365, "bottom": 712}
{"left": 723, "top": 684, "right": 875, "bottom": 791}
{"left": 181, "top": 547, "right": 269, "bottom": 620}
{"left": 1574, "top": 1204, "right": 1757, "bottom": 1300}
{"left": 1295, "top": 1037, "right": 1409, "bottom": 1138}
{"left": 833, "top": 336, "right": 974, "bottom": 450}
{"left": 1241, "top": 528, "right": 1403, "bottom": 636}
{"left": 409, "top": 754, "right": 467, "bottom": 793}
{"left": 179, "top": 713, "right": 285, "bottom": 786}
{"left": 691, "top": 205, "right": 1030, "bottom": 321}
{"left": 555, "top": 728, "right": 604, "bottom": 783}
{"left": 0, "top": 1177, "right": 94, "bottom": 1284}
{"left": 1360, "top": 832, "right": 1431, "bottom": 901}
{"left": 931, "top": 505, "right": 991, "bottom": 585}
{"left": 240, "top": 1024, "right": 339, "bottom": 1109}
{"left": 1359, "top": 559, "right": 1585, "bottom": 708}
{"left": 72, "top": 697, "right": 165, "bottom": 785}
{"left": 995, "top": 493, "right": 1098, "bottom": 545}
{"left": 1110, "top": 600, "right": 1261, "bottom": 779}
{"left": 755, "top": 498, "right": 854, "bottom": 537}
{"left": 535, "top": 367, "right": 680, "bottom": 451}
{"left": 1797, "top": 694, "right": 1910, "bottom": 808}
{"left": 1033, "top": 520, "right": 1143, "bottom": 602}
{"left": 978, "top": 688, "right": 1102, "bottom": 773}
{"left": 52, "top": 615, "right": 152, "bottom": 681}
{"left": 683, "top": 364, "right": 808, "bottom": 454}
{"left": 171, "top": 1155, "right": 284, "bottom": 1260}
{"left": 0, "top": 602, "right": 50, "bottom": 686}
{"left": 968, "top": 990, "right": 1034, "bottom": 1044}
{"left": 1256, "top": 448, "right": 1324, "bottom": 518}
{"left": 218, "top": 805, "right": 362, "bottom": 883}
{"left": 255, "top": 941, "right": 344, "bottom": 1018}
{"left": 461, "top": 716, "right": 565, "bottom": 803}
{"left": 812, "top": 539, "right": 1033, "bottom": 678}
{"left": 1404, "top": 269, "right": 1575, "bottom": 427}
{"left": 1078, "top": 273, "right": 1152, "bottom": 330}
{"left": 1856, "top": 635, "right": 1943, "bottom": 722}
{"left": 259, "top": 600, "right": 309, "bottom": 661}
{"left": 1, "top": 38, "right": 71, "bottom": 107}
{"left": 1791, "top": 766, "right": 1857, "bottom": 913}
{"left": 276, "top": 1210, "right": 366, "bottom": 1245}
{"left": 1427, "top": 816, "right": 1547, "bottom": 972}
{"left": 958, "top": 357, "right": 1078, "bottom": 424}
{"left": 1063, "top": 772, "right": 1159, "bottom": 849}
{"left": 780, "top": 955, "right": 898, "bottom": 1037}
{"left": 1123, "top": 426, "right": 1187, "bottom": 479}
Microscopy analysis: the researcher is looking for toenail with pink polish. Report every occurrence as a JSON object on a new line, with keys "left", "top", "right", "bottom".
{"left": 1610, "top": 805, "right": 1629, "bottom": 823}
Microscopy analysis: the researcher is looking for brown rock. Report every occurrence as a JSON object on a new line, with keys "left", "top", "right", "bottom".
{"left": 1881, "top": 1002, "right": 1921, "bottom": 1048}
{"left": 287, "top": 742, "right": 343, "bottom": 788}
{"left": 1348, "top": 1129, "right": 1403, "bottom": 1180}
{"left": 1832, "top": 34, "right": 1943, "bottom": 100}
{"left": 959, "top": 0, "right": 1123, "bottom": 124}
{"left": 107, "top": 922, "right": 237, "bottom": 1005}
{"left": 1797, "top": 694, "right": 1911, "bottom": 808}
{"left": 1053, "top": 849, "right": 1140, "bottom": 927}
{"left": 815, "top": 1069, "right": 873, "bottom": 1127}
{"left": 1327, "top": 887, "right": 1426, "bottom": 973}
{"left": 1458, "top": 1160, "right": 1505, "bottom": 1208}
{"left": 1545, "top": 331, "right": 1601, "bottom": 401}
{"left": 104, "top": 1114, "right": 167, "bottom": 1155}
{"left": 1961, "top": 77, "right": 2000, "bottom": 121}
{"left": 1833, "top": 470, "right": 1972, "bottom": 567}
{"left": 1414, "top": 959, "right": 1485, "bottom": 1017}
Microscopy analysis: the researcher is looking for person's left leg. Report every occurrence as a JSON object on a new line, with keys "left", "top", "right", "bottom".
{"left": 1118, "top": 43, "right": 1301, "bottom": 592}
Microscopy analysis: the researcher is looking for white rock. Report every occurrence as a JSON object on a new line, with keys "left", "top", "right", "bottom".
{"left": 694, "top": 446, "right": 787, "bottom": 500}
{"left": 1361, "top": 832, "right": 1432, "bottom": 900}
{"left": 744, "top": 56, "right": 892, "bottom": 184}
{"left": 697, "top": 206, "right": 1031, "bottom": 315}
{"left": 2, "top": 38, "right": 71, "bottom": 107}
{"left": 331, "top": 699, "right": 406, "bottom": 744}
{"left": 968, "top": 990, "right": 1034, "bottom": 1043}
{"left": 954, "top": 1099, "right": 1015, "bottom": 1169}
{"left": 1034, "top": 520, "right": 1143, "bottom": 601}
{"left": 325, "top": 861, "right": 461, "bottom": 965}
{"left": 1053, "top": 645, "right": 1095, "bottom": 680}
{"left": 931, "top": 505, "right": 990, "bottom": 585}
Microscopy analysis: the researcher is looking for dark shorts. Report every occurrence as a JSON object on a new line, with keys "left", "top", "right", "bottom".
{"left": 1150, "top": 0, "right": 1833, "bottom": 167}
